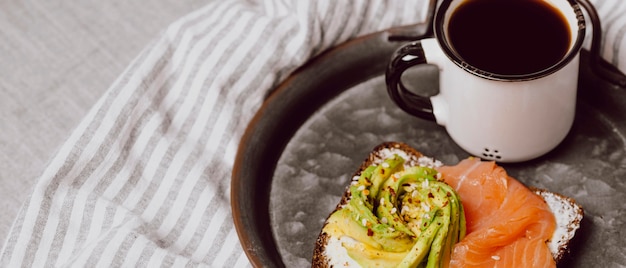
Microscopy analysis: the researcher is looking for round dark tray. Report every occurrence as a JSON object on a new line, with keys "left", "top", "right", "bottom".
{"left": 231, "top": 24, "right": 626, "bottom": 267}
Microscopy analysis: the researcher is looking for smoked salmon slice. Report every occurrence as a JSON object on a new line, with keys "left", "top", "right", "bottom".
{"left": 437, "top": 158, "right": 557, "bottom": 268}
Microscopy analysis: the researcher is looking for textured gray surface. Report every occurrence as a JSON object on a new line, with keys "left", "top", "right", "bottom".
{"left": 0, "top": 0, "right": 205, "bottom": 247}
{"left": 271, "top": 75, "right": 626, "bottom": 267}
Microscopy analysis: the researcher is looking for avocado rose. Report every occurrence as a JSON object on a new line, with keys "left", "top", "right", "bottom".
{"left": 321, "top": 155, "right": 466, "bottom": 267}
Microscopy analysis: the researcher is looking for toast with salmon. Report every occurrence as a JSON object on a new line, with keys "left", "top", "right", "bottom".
{"left": 312, "top": 142, "right": 583, "bottom": 267}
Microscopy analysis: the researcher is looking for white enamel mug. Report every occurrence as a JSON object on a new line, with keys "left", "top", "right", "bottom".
{"left": 386, "top": 0, "right": 586, "bottom": 163}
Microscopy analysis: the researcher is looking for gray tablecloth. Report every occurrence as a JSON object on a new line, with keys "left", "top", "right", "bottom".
{"left": 1, "top": 0, "right": 624, "bottom": 267}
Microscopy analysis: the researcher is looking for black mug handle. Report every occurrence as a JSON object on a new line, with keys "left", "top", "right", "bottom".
{"left": 577, "top": 0, "right": 626, "bottom": 87}
{"left": 385, "top": 41, "right": 437, "bottom": 121}
{"left": 385, "top": 0, "right": 438, "bottom": 121}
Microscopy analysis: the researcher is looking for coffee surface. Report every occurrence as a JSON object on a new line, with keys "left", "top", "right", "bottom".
{"left": 448, "top": 0, "right": 571, "bottom": 75}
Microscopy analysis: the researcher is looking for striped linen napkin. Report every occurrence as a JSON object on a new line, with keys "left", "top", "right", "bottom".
{"left": 0, "top": 1, "right": 432, "bottom": 267}
{"left": 1, "top": 0, "right": 625, "bottom": 267}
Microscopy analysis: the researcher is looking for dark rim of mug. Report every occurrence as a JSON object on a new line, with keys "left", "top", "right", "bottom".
{"left": 434, "top": 0, "right": 586, "bottom": 81}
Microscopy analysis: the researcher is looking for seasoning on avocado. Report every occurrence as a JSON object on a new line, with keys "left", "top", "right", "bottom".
{"left": 322, "top": 155, "right": 466, "bottom": 267}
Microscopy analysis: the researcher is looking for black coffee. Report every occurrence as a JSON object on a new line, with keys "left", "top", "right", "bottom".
{"left": 448, "top": 0, "right": 571, "bottom": 75}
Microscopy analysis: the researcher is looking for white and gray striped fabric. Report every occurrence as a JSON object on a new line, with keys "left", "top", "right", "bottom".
{"left": 1, "top": 0, "right": 624, "bottom": 267}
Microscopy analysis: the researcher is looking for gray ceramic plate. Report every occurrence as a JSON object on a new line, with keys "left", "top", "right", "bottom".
{"left": 231, "top": 23, "right": 626, "bottom": 267}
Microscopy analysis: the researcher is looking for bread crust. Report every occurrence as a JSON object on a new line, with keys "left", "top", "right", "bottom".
{"left": 532, "top": 188, "right": 584, "bottom": 263}
{"left": 311, "top": 142, "right": 583, "bottom": 267}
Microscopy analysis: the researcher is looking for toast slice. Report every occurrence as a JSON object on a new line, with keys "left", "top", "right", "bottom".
{"left": 312, "top": 142, "right": 583, "bottom": 267}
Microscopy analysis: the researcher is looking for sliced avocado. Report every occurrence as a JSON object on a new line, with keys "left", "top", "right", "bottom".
{"left": 394, "top": 172, "right": 465, "bottom": 268}
{"left": 342, "top": 236, "right": 408, "bottom": 267}
{"left": 346, "top": 155, "right": 415, "bottom": 252}
{"left": 324, "top": 208, "right": 382, "bottom": 249}
{"left": 367, "top": 155, "right": 405, "bottom": 200}
{"left": 398, "top": 215, "right": 443, "bottom": 268}
{"left": 426, "top": 182, "right": 465, "bottom": 268}
{"left": 325, "top": 155, "right": 467, "bottom": 267}
{"left": 376, "top": 166, "right": 439, "bottom": 237}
